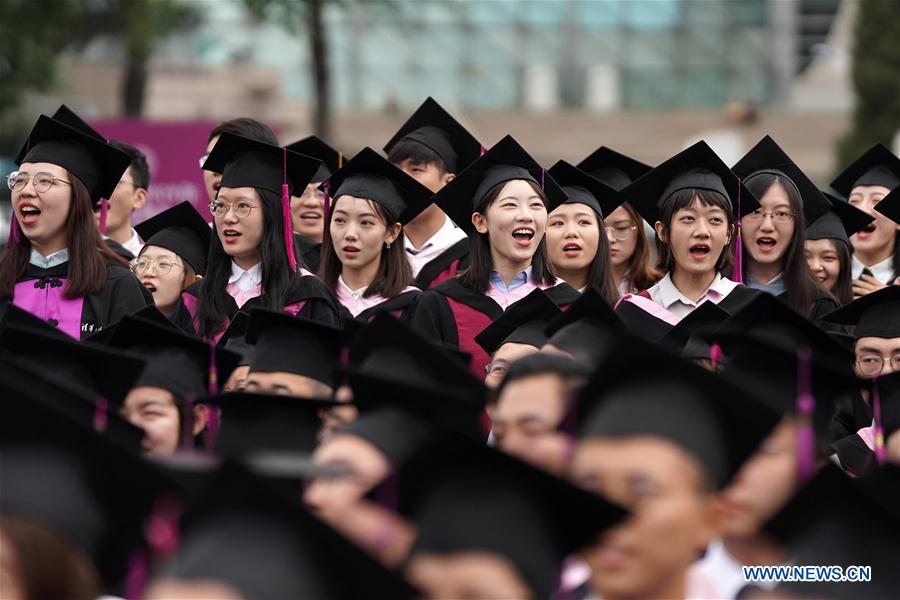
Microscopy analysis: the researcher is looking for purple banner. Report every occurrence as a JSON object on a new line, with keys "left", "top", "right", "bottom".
{"left": 90, "top": 119, "right": 217, "bottom": 224}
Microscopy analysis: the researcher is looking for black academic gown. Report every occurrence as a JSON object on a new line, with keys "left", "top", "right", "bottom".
{"left": 2, "top": 258, "right": 152, "bottom": 339}
{"left": 413, "top": 239, "right": 471, "bottom": 290}
{"left": 171, "top": 272, "right": 343, "bottom": 341}
{"left": 411, "top": 277, "right": 579, "bottom": 378}
{"left": 353, "top": 290, "right": 422, "bottom": 324}
{"left": 293, "top": 233, "right": 322, "bottom": 275}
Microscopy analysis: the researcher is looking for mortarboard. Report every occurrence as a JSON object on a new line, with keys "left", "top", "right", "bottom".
{"left": 623, "top": 140, "right": 760, "bottom": 226}
{"left": 245, "top": 308, "right": 342, "bottom": 388}
{"left": 320, "top": 146, "right": 435, "bottom": 225}
{"left": 216, "top": 311, "right": 253, "bottom": 366}
{"left": 383, "top": 96, "right": 482, "bottom": 173}
{"left": 830, "top": 143, "right": 900, "bottom": 197}
{"left": 286, "top": 135, "right": 346, "bottom": 182}
{"left": 732, "top": 135, "right": 832, "bottom": 224}
{"left": 135, "top": 201, "right": 212, "bottom": 275}
{"left": 432, "top": 135, "right": 567, "bottom": 234}
{"left": 576, "top": 146, "right": 652, "bottom": 192}
{"left": 824, "top": 285, "right": 900, "bottom": 339}
{"left": 807, "top": 192, "right": 874, "bottom": 244}
{"left": 543, "top": 288, "right": 624, "bottom": 363}
{"left": 475, "top": 288, "right": 562, "bottom": 356}
{"left": 658, "top": 300, "right": 730, "bottom": 360}
{"left": 547, "top": 160, "right": 624, "bottom": 218}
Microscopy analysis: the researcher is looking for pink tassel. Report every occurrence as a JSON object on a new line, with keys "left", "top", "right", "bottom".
{"left": 6, "top": 214, "right": 21, "bottom": 248}
{"left": 709, "top": 342, "right": 723, "bottom": 368}
{"left": 795, "top": 346, "right": 815, "bottom": 483}
{"left": 873, "top": 377, "right": 886, "bottom": 465}
{"left": 99, "top": 198, "right": 109, "bottom": 235}
{"left": 282, "top": 148, "right": 298, "bottom": 272}
{"left": 479, "top": 145, "right": 486, "bottom": 156}
{"left": 732, "top": 178, "right": 743, "bottom": 284}
{"left": 208, "top": 342, "right": 218, "bottom": 397}
{"left": 128, "top": 492, "right": 181, "bottom": 598}
{"left": 93, "top": 395, "right": 108, "bottom": 432}
{"left": 124, "top": 549, "right": 147, "bottom": 600}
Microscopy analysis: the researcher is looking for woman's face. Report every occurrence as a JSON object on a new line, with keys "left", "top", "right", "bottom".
{"left": 330, "top": 196, "right": 400, "bottom": 276}
{"left": 805, "top": 238, "right": 841, "bottom": 293}
{"left": 656, "top": 199, "right": 731, "bottom": 278}
{"left": 547, "top": 203, "right": 601, "bottom": 276}
{"left": 472, "top": 180, "right": 548, "bottom": 269}
{"left": 743, "top": 181, "right": 795, "bottom": 268}
{"left": 291, "top": 181, "right": 326, "bottom": 243}
{"left": 406, "top": 552, "right": 532, "bottom": 600}
{"left": 606, "top": 205, "right": 639, "bottom": 269}
{"left": 120, "top": 386, "right": 207, "bottom": 456}
{"left": 849, "top": 185, "right": 899, "bottom": 258}
{"left": 213, "top": 187, "right": 265, "bottom": 268}
{"left": 135, "top": 246, "right": 188, "bottom": 314}
{"left": 11, "top": 162, "right": 72, "bottom": 255}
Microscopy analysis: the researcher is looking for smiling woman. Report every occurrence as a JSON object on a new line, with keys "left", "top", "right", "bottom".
{"left": 0, "top": 110, "right": 151, "bottom": 338}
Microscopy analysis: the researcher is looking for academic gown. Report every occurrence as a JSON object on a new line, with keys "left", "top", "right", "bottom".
{"left": 293, "top": 233, "right": 322, "bottom": 275}
{"left": 171, "top": 273, "right": 343, "bottom": 342}
{"left": 413, "top": 239, "right": 470, "bottom": 290}
{"left": 351, "top": 290, "right": 421, "bottom": 324}
{"left": 104, "top": 238, "right": 135, "bottom": 262}
{"left": 411, "top": 278, "right": 580, "bottom": 378}
{"left": 3, "top": 259, "right": 152, "bottom": 339}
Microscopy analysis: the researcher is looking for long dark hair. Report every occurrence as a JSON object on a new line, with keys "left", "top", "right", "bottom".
{"left": 655, "top": 189, "right": 735, "bottom": 274}
{"left": 583, "top": 213, "right": 618, "bottom": 303}
{"left": 0, "top": 172, "right": 126, "bottom": 299}
{"left": 459, "top": 179, "right": 556, "bottom": 294}
{"left": 743, "top": 173, "right": 826, "bottom": 314}
{"left": 830, "top": 238, "right": 854, "bottom": 305}
{"left": 195, "top": 188, "right": 296, "bottom": 339}
{"left": 319, "top": 198, "right": 413, "bottom": 298}
{"left": 618, "top": 202, "right": 662, "bottom": 292}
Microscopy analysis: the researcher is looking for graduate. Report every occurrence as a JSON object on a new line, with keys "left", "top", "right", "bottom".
{"left": 615, "top": 141, "right": 763, "bottom": 328}
{"left": 577, "top": 146, "right": 661, "bottom": 297}
{"left": 200, "top": 117, "right": 278, "bottom": 203}
{"left": 474, "top": 288, "right": 561, "bottom": 389}
{"left": 171, "top": 133, "right": 343, "bottom": 341}
{"left": 410, "top": 135, "right": 579, "bottom": 377}
{"left": 568, "top": 335, "right": 780, "bottom": 600}
{"left": 285, "top": 135, "right": 346, "bottom": 273}
{"left": 132, "top": 201, "right": 209, "bottom": 319}
{"left": 545, "top": 160, "right": 620, "bottom": 301}
{"left": 805, "top": 192, "right": 875, "bottom": 305}
{"left": 830, "top": 143, "right": 900, "bottom": 296}
{"left": 0, "top": 111, "right": 151, "bottom": 338}
{"left": 384, "top": 97, "right": 482, "bottom": 289}
{"left": 541, "top": 287, "right": 627, "bottom": 366}
{"left": 731, "top": 136, "right": 838, "bottom": 321}
{"left": 318, "top": 148, "right": 433, "bottom": 322}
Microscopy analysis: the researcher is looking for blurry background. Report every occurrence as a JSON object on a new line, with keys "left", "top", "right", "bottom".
{"left": 1, "top": 0, "right": 899, "bottom": 228}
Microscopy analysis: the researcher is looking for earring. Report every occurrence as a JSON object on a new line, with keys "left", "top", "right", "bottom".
{"left": 385, "top": 241, "right": 392, "bottom": 250}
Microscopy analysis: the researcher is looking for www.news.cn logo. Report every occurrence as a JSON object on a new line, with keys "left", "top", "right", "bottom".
{"left": 743, "top": 565, "right": 872, "bottom": 583}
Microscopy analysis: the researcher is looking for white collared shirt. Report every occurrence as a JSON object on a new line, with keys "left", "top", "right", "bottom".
{"left": 852, "top": 254, "right": 895, "bottom": 283}
{"left": 336, "top": 275, "right": 419, "bottom": 317}
{"left": 647, "top": 272, "right": 738, "bottom": 320}
{"left": 228, "top": 261, "right": 262, "bottom": 291}
{"left": 122, "top": 228, "right": 143, "bottom": 257}
{"left": 403, "top": 216, "right": 467, "bottom": 277}
{"left": 29, "top": 248, "right": 69, "bottom": 269}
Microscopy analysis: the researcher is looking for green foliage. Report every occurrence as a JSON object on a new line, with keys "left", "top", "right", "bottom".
{"left": 837, "top": 0, "right": 900, "bottom": 171}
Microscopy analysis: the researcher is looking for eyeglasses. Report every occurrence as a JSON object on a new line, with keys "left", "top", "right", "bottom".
{"left": 198, "top": 153, "right": 210, "bottom": 169}
{"left": 605, "top": 225, "right": 637, "bottom": 240}
{"left": 744, "top": 210, "right": 795, "bottom": 224}
{"left": 131, "top": 257, "right": 184, "bottom": 276}
{"left": 209, "top": 200, "right": 260, "bottom": 219}
{"left": 856, "top": 354, "right": 900, "bottom": 376}
{"left": 7, "top": 171, "right": 71, "bottom": 193}
{"left": 485, "top": 361, "right": 509, "bottom": 377}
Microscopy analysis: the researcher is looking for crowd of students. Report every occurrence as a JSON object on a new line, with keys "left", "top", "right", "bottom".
{"left": 1, "top": 100, "right": 900, "bottom": 599}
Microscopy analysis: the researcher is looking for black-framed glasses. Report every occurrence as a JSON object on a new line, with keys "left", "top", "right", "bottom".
{"left": 131, "top": 257, "right": 184, "bottom": 276}
{"left": 7, "top": 171, "right": 71, "bottom": 193}
{"left": 744, "top": 210, "right": 795, "bottom": 224}
{"left": 209, "top": 200, "right": 260, "bottom": 219}
{"left": 856, "top": 354, "right": 900, "bottom": 376}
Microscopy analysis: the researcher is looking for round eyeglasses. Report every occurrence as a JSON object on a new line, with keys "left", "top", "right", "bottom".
{"left": 7, "top": 171, "right": 71, "bottom": 193}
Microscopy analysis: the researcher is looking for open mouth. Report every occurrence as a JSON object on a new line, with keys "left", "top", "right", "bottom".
{"left": 300, "top": 212, "right": 321, "bottom": 220}
{"left": 689, "top": 243, "right": 710, "bottom": 259}
{"left": 562, "top": 242, "right": 582, "bottom": 256}
{"left": 142, "top": 281, "right": 157, "bottom": 293}
{"left": 342, "top": 245, "right": 360, "bottom": 255}
{"left": 861, "top": 222, "right": 877, "bottom": 235}
{"left": 512, "top": 228, "right": 535, "bottom": 246}
{"left": 18, "top": 203, "right": 41, "bottom": 225}
{"left": 756, "top": 237, "right": 777, "bottom": 252}
{"left": 222, "top": 229, "right": 242, "bottom": 244}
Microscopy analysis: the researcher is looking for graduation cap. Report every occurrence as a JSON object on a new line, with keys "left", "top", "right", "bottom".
{"left": 216, "top": 311, "right": 253, "bottom": 366}
{"left": 400, "top": 436, "right": 628, "bottom": 600}
{"left": 875, "top": 181, "right": 900, "bottom": 224}
{"left": 807, "top": 192, "right": 874, "bottom": 244}
{"left": 135, "top": 201, "right": 212, "bottom": 275}
{"left": 623, "top": 140, "right": 760, "bottom": 226}
{"left": 16, "top": 114, "right": 131, "bottom": 202}
{"left": 830, "top": 143, "right": 900, "bottom": 197}
{"left": 658, "top": 300, "right": 730, "bottom": 360}
{"left": 0, "top": 322, "right": 146, "bottom": 405}
{"left": 613, "top": 300, "right": 675, "bottom": 343}
{"left": 101, "top": 315, "right": 241, "bottom": 403}
{"left": 574, "top": 335, "right": 780, "bottom": 488}
{"left": 321, "top": 146, "right": 435, "bottom": 225}
{"left": 543, "top": 288, "right": 624, "bottom": 363}
{"left": 547, "top": 160, "right": 623, "bottom": 218}
{"left": 286, "top": 135, "right": 345, "bottom": 182}
{"left": 576, "top": 146, "right": 652, "bottom": 191}
{"left": 762, "top": 465, "right": 900, "bottom": 600}
{"left": 160, "top": 461, "right": 416, "bottom": 599}
{"left": 475, "top": 288, "right": 561, "bottom": 356}
{"left": 824, "top": 285, "right": 900, "bottom": 339}
{"left": 204, "top": 391, "right": 335, "bottom": 457}
{"left": 245, "top": 308, "right": 341, "bottom": 389}
{"left": 383, "top": 96, "right": 482, "bottom": 173}
{"left": 433, "top": 135, "right": 567, "bottom": 234}
{"left": 732, "top": 135, "right": 832, "bottom": 224}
